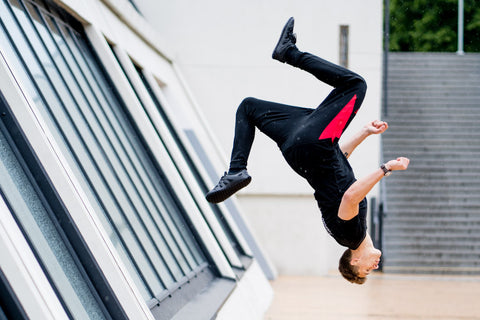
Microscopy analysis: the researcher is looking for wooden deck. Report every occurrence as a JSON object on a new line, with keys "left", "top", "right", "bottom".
{"left": 264, "top": 273, "right": 480, "bottom": 319}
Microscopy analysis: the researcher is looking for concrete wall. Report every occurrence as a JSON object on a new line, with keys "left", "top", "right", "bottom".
{"left": 137, "top": 0, "right": 384, "bottom": 275}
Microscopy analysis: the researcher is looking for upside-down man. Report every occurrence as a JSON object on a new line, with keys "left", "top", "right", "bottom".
{"left": 205, "top": 17, "right": 409, "bottom": 284}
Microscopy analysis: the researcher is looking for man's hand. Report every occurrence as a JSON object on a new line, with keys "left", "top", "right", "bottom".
{"left": 365, "top": 120, "right": 388, "bottom": 135}
{"left": 385, "top": 157, "right": 410, "bottom": 171}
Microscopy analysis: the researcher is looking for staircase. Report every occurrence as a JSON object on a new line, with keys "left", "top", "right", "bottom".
{"left": 381, "top": 52, "right": 480, "bottom": 274}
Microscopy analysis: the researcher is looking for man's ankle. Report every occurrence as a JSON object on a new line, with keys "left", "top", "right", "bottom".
{"left": 285, "top": 47, "right": 301, "bottom": 65}
{"left": 227, "top": 168, "right": 243, "bottom": 175}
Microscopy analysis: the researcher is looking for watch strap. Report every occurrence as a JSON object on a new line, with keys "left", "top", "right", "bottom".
{"left": 380, "top": 164, "right": 391, "bottom": 176}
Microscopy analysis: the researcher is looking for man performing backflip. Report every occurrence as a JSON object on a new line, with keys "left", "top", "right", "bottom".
{"left": 205, "top": 17, "right": 409, "bottom": 284}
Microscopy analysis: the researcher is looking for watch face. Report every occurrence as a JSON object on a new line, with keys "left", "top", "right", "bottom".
{"left": 384, "top": 170, "right": 392, "bottom": 177}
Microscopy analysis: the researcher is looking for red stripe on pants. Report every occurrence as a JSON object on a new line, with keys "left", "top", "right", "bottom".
{"left": 318, "top": 94, "right": 357, "bottom": 142}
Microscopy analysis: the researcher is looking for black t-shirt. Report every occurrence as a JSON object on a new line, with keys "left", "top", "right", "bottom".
{"left": 318, "top": 198, "right": 368, "bottom": 249}
{"left": 282, "top": 141, "right": 367, "bottom": 249}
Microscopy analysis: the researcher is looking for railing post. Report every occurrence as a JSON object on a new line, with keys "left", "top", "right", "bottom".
{"left": 383, "top": 0, "right": 390, "bottom": 117}
{"left": 370, "top": 197, "right": 384, "bottom": 271}
{"left": 457, "top": 0, "right": 465, "bottom": 55}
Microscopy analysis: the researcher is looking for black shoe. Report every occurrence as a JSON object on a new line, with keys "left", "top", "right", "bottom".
{"left": 205, "top": 170, "right": 252, "bottom": 203}
{"left": 272, "top": 17, "right": 297, "bottom": 63}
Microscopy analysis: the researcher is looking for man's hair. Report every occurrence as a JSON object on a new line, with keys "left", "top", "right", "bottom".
{"left": 338, "top": 249, "right": 367, "bottom": 285}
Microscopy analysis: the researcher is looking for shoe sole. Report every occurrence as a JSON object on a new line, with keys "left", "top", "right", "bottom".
{"left": 272, "top": 17, "right": 294, "bottom": 62}
{"left": 205, "top": 176, "right": 252, "bottom": 203}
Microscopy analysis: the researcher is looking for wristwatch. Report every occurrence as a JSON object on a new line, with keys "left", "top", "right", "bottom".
{"left": 380, "top": 164, "right": 392, "bottom": 177}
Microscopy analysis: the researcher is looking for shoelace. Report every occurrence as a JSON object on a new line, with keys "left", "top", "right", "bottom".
{"left": 217, "top": 172, "right": 228, "bottom": 188}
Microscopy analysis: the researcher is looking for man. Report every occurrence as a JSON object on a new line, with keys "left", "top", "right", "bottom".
{"left": 205, "top": 17, "right": 409, "bottom": 284}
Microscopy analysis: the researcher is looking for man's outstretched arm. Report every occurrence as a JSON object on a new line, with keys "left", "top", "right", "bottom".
{"left": 338, "top": 157, "right": 410, "bottom": 220}
{"left": 340, "top": 120, "right": 388, "bottom": 159}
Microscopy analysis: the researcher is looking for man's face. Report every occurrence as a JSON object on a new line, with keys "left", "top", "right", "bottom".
{"left": 354, "top": 248, "right": 382, "bottom": 277}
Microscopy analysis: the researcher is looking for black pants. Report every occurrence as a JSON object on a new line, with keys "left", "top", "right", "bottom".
{"left": 228, "top": 49, "right": 367, "bottom": 173}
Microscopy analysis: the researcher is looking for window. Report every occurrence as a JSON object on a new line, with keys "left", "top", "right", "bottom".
{"left": 339, "top": 25, "right": 349, "bottom": 68}
{"left": 0, "top": 0, "right": 214, "bottom": 315}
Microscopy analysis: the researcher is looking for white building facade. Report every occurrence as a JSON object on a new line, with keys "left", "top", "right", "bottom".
{"left": 0, "top": 0, "right": 273, "bottom": 319}
{"left": 137, "top": 0, "right": 385, "bottom": 276}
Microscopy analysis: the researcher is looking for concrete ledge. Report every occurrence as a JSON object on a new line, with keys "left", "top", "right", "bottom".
{"left": 216, "top": 260, "right": 273, "bottom": 320}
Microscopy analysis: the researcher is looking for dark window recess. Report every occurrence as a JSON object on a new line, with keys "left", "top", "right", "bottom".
{"left": 0, "top": 268, "right": 29, "bottom": 320}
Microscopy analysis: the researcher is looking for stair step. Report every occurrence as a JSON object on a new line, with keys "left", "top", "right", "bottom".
{"left": 384, "top": 207, "right": 480, "bottom": 215}
{"left": 386, "top": 87, "right": 480, "bottom": 94}
{"left": 381, "top": 156, "right": 480, "bottom": 163}
{"left": 384, "top": 128, "right": 480, "bottom": 136}
{"left": 384, "top": 96, "right": 480, "bottom": 103}
{"left": 384, "top": 243, "right": 480, "bottom": 252}
{"left": 384, "top": 213, "right": 480, "bottom": 222}
{"left": 384, "top": 247, "right": 480, "bottom": 256}
{"left": 381, "top": 132, "right": 480, "bottom": 140}
{"left": 385, "top": 116, "right": 480, "bottom": 124}
{"left": 386, "top": 106, "right": 479, "bottom": 113}
{"left": 383, "top": 259, "right": 480, "bottom": 267}
{"left": 385, "top": 188, "right": 480, "bottom": 197}
{"left": 388, "top": 73, "right": 480, "bottom": 81}
{"left": 384, "top": 232, "right": 480, "bottom": 241}
{"left": 382, "top": 266, "right": 480, "bottom": 275}
{"left": 386, "top": 202, "right": 480, "bottom": 209}
{"left": 383, "top": 226, "right": 480, "bottom": 234}
{"left": 385, "top": 189, "right": 480, "bottom": 197}
{"left": 384, "top": 223, "right": 480, "bottom": 231}
{"left": 383, "top": 178, "right": 480, "bottom": 186}
{"left": 388, "top": 64, "right": 480, "bottom": 69}
{"left": 383, "top": 142, "right": 480, "bottom": 152}
{"left": 385, "top": 179, "right": 480, "bottom": 186}
{"left": 388, "top": 52, "right": 480, "bottom": 61}
{"left": 385, "top": 199, "right": 480, "bottom": 209}
{"left": 385, "top": 253, "right": 480, "bottom": 261}
{"left": 382, "top": 164, "right": 480, "bottom": 173}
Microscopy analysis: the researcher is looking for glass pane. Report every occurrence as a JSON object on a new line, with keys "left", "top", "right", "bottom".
{"left": 0, "top": 126, "right": 106, "bottom": 319}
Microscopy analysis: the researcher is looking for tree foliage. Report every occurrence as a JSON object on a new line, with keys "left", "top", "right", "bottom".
{"left": 389, "top": 0, "right": 480, "bottom": 52}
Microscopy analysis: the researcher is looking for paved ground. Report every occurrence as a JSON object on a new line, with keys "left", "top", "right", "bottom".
{"left": 264, "top": 273, "right": 480, "bottom": 320}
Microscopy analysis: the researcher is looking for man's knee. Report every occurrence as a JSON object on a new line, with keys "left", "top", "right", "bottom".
{"left": 351, "top": 75, "right": 367, "bottom": 93}
{"left": 240, "top": 97, "right": 258, "bottom": 107}
{"left": 343, "top": 75, "right": 367, "bottom": 100}
{"left": 237, "top": 97, "right": 258, "bottom": 115}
